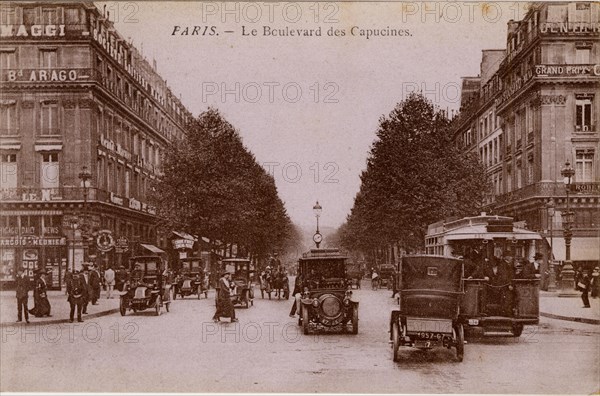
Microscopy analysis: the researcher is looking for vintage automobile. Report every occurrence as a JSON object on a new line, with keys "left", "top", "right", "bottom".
{"left": 425, "top": 214, "right": 542, "bottom": 337}
{"left": 389, "top": 255, "right": 465, "bottom": 362}
{"left": 378, "top": 264, "right": 396, "bottom": 290}
{"left": 216, "top": 258, "right": 255, "bottom": 308}
{"left": 174, "top": 257, "right": 208, "bottom": 299}
{"left": 120, "top": 256, "right": 172, "bottom": 316}
{"left": 298, "top": 248, "right": 359, "bottom": 335}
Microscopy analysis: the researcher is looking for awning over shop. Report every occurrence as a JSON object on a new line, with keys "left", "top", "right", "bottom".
{"left": 546, "top": 236, "right": 600, "bottom": 262}
{"left": 445, "top": 224, "right": 542, "bottom": 241}
{"left": 172, "top": 231, "right": 197, "bottom": 241}
{"left": 140, "top": 243, "right": 166, "bottom": 254}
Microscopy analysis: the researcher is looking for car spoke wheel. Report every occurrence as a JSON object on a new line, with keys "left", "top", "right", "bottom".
{"left": 351, "top": 305, "right": 359, "bottom": 335}
{"left": 392, "top": 321, "right": 400, "bottom": 362}
{"left": 155, "top": 296, "right": 162, "bottom": 316}
{"left": 512, "top": 323, "right": 524, "bottom": 337}
{"left": 119, "top": 298, "right": 127, "bottom": 316}
{"left": 302, "top": 307, "right": 310, "bottom": 335}
{"left": 455, "top": 324, "right": 464, "bottom": 362}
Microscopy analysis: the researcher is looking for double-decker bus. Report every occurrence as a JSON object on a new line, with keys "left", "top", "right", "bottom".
{"left": 424, "top": 213, "right": 543, "bottom": 337}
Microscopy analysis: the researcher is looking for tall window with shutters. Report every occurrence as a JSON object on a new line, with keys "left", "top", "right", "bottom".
{"left": 575, "top": 150, "right": 594, "bottom": 182}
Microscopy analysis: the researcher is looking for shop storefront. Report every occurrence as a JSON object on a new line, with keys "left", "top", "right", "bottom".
{"left": 0, "top": 235, "right": 68, "bottom": 290}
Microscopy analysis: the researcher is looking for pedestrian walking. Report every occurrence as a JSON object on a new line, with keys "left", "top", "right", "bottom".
{"left": 289, "top": 273, "right": 303, "bottom": 317}
{"left": 67, "top": 270, "right": 87, "bottom": 322}
{"left": 81, "top": 265, "right": 91, "bottom": 314}
{"left": 115, "top": 265, "right": 127, "bottom": 291}
{"left": 29, "top": 268, "right": 51, "bottom": 317}
{"left": 212, "top": 271, "right": 237, "bottom": 323}
{"left": 591, "top": 267, "right": 599, "bottom": 299}
{"left": 104, "top": 266, "right": 116, "bottom": 299}
{"left": 89, "top": 264, "right": 102, "bottom": 304}
{"left": 15, "top": 268, "right": 31, "bottom": 323}
{"left": 63, "top": 269, "right": 73, "bottom": 295}
{"left": 577, "top": 270, "right": 591, "bottom": 308}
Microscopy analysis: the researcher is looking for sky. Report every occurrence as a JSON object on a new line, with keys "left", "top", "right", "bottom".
{"left": 101, "top": 1, "right": 528, "bottom": 229}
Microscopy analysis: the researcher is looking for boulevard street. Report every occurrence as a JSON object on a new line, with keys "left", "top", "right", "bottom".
{"left": 1, "top": 280, "right": 598, "bottom": 394}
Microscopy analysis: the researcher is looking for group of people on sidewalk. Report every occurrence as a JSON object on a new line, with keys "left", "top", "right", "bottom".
{"left": 14, "top": 263, "right": 120, "bottom": 324}
{"left": 15, "top": 267, "right": 51, "bottom": 323}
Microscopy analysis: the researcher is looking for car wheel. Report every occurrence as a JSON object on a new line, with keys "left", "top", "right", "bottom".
{"left": 512, "top": 324, "right": 524, "bottom": 337}
{"left": 119, "top": 297, "right": 127, "bottom": 316}
{"left": 392, "top": 321, "right": 400, "bottom": 362}
{"left": 302, "top": 307, "right": 310, "bottom": 335}
{"left": 351, "top": 305, "right": 359, "bottom": 335}
{"left": 155, "top": 296, "right": 162, "bottom": 316}
{"left": 455, "top": 324, "right": 464, "bottom": 362}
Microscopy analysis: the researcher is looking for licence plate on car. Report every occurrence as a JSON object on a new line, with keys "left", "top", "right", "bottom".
{"left": 406, "top": 318, "right": 452, "bottom": 334}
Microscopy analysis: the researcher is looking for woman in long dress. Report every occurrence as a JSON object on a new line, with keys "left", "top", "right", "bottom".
{"left": 29, "top": 269, "right": 51, "bottom": 317}
{"left": 212, "top": 272, "right": 237, "bottom": 322}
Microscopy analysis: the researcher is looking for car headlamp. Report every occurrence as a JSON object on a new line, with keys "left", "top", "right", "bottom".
{"left": 312, "top": 298, "right": 319, "bottom": 307}
{"left": 345, "top": 290, "right": 353, "bottom": 297}
{"left": 344, "top": 298, "right": 351, "bottom": 306}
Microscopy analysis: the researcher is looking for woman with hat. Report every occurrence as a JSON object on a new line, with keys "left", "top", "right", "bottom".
{"left": 29, "top": 268, "right": 51, "bottom": 317}
{"left": 212, "top": 271, "right": 237, "bottom": 323}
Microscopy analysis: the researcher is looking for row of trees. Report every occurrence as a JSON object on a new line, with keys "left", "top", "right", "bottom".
{"left": 338, "top": 93, "right": 489, "bottom": 259}
{"left": 150, "top": 108, "right": 301, "bottom": 262}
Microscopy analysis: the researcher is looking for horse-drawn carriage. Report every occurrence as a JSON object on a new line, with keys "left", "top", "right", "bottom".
{"left": 389, "top": 255, "right": 465, "bottom": 362}
{"left": 119, "top": 256, "right": 172, "bottom": 316}
{"left": 217, "top": 258, "right": 255, "bottom": 308}
{"left": 174, "top": 257, "right": 208, "bottom": 299}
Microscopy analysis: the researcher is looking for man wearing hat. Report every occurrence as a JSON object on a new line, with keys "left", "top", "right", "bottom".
{"left": 81, "top": 265, "right": 91, "bottom": 314}
{"left": 15, "top": 267, "right": 31, "bottom": 323}
{"left": 67, "top": 269, "right": 87, "bottom": 322}
{"left": 89, "top": 264, "right": 102, "bottom": 305}
{"left": 522, "top": 253, "right": 543, "bottom": 280}
{"left": 212, "top": 271, "right": 237, "bottom": 323}
{"left": 29, "top": 268, "right": 51, "bottom": 317}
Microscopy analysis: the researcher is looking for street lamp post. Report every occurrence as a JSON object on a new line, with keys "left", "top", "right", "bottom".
{"left": 559, "top": 161, "right": 576, "bottom": 295}
{"left": 313, "top": 201, "right": 323, "bottom": 248}
{"left": 546, "top": 198, "right": 556, "bottom": 292}
{"left": 78, "top": 166, "right": 92, "bottom": 263}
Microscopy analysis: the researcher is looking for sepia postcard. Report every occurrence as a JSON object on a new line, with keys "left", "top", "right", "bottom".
{"left": 0, "top": 1, "right": 599, "bottom": 395}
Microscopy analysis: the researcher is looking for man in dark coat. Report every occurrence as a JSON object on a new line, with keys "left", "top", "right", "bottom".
{"left": 212, "top": 272, "right": 237, "bottom": 323}
{"left": 15, "top": 268, "right": 31, "bottom": 323}
{"left": 483, "top": 256, "right": 513, "bottom": 315}
{"left": 115, "top": 265, "right": 127, "bottom": 291}
{"left": 81, "top": 265, "right": 91, "bottom": 314}
{"left": 89, "top": 264, "right": 102, "bottom": 305}
{"left": 522, "top": 253, "right": 543, "bottom": 279}
{"left": 578, "top": 270, "right": 591, "bottom": 308}
{"left": 67, "top": 270, "right": 87, "bottom": 322}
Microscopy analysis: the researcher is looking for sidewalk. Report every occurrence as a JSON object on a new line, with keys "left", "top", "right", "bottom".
{"left": 0, "top": 289, "right": 120, "bottom": 327}
{"left": 540, "top": 291, "right": 600, "bottom": 325}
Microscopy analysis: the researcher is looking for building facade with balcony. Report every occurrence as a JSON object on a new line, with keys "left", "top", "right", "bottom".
{"left": 0, "top": 2, "right": 193, "bottom": 289}
{"left": 452, "top": 2, "right": 600, "bottom": 281}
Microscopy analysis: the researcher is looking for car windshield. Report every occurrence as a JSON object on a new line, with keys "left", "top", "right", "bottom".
{"left": 141, "top": 261, "right": 159, "bottom": 272}
{"left": 303, "top": 259, "right": 345, "bottom": 278}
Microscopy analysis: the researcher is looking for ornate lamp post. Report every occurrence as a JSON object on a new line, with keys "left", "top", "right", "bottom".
{"left": 546, "top": 198, "right": 556, "bottom": 291}
{"left": 559, "top": 161, "right": 576, "bottom": 294}
{"left": 312, "top": 201, "right": 323, "bottom": 248}
{"left": 78, "top": 166, "right": 92, "bottom": 262}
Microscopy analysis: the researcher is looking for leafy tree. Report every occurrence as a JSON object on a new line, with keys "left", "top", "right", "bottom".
{"left": 150, "top": 108, "right": 295, "bottom": 260}
{"left": 341, "top": 93, "right": 489, "bottom": 255}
